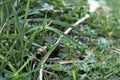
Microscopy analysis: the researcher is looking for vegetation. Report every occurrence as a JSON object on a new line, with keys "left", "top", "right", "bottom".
{"left": 0, "top": 0, "right": 120, "bottom": 80}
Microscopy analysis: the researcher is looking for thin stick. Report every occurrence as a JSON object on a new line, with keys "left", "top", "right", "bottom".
{"left": 104, "top": 71, "right": 118, "bottom": 78}
{"left": 55, "top": 14, "right": 90, "bottom": 45}
{"left": 64, "top": 14, "right": 90, "bottom": 35}
{"left": 58, "top": 60, "right": 84, "bottom": 64}
{"left": 43, "top": 70, "right": 57, "bottom": 76}
{"left": 38, "top": 0, "right": 101, "bottom": 79}
{"left": 38, "top": 14, "right": 90, "bottom": 80}
{"left": 38, "top": 64, "right": 43, "bottom": 80}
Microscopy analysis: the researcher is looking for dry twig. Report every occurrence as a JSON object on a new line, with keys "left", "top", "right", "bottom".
{"left": 38, "top": 0, "right": 101, "bottom": 80}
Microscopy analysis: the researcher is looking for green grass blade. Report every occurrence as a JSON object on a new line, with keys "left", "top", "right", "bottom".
{"left": 29, "top": 18, "right": 74, "bottom": 28}
{"left": 26, "top": 25, "right": 40, "bottom": 34}
{"left": 0, "top": 19, "right": 8, "bottom": 34}
{"left": 72, "top": 70, "right": 76, "bottom": 80}
{"left": 39, "top": 42, "right": 59, "bottom": 65}
{"left": 0, "top": 54, "right": 16, "bottom": 72}
{"left": 52, "top": 20, "right": 74, "bottom": 28}
{"left": 12, "top": 58, "right": 32, "bottom": 78}
{"left": 0, "top": 0, "right": 12, "bottom": 7}
{"left": 29, "top": 29, "right": 38, "bottom": 42}
{"left": 24, "top": 0, "right": 30, "bottom": 25}
{"left": 46, "top": 27, "right": 81, "bottom": 47}
{"left": 11, "top": 4, "right": 20, "bottom": 33}
{"left": 18, "top": 43, "right": 58, "bottom": 78}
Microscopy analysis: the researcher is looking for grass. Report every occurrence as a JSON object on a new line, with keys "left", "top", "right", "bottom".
{"left": 0, "top": 0, "right": 120, "bottom": 80}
